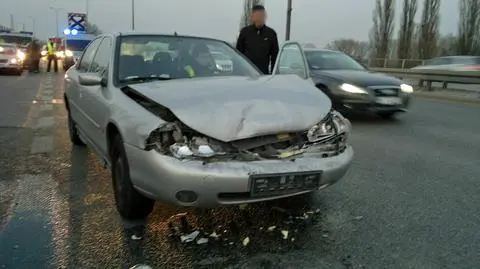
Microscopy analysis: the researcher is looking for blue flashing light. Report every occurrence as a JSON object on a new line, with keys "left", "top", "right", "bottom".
{"left": 71, "top": 29, "right": 78, "bottom": 35}
{"left": 63, "top": 28, "right": 71, "bottom": 35}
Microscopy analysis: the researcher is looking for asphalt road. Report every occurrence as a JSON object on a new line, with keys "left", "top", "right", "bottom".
{"left": 0, "top": 72, "right": 479, "bottom": 269}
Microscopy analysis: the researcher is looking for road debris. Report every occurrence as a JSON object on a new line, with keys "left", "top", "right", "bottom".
{"left": 129, "top": 264, "right": 152, "bottom": 269}
{"left": 131, "top": 234, "right": 142, "bottom": 240}
{"left": 180, "top": 230, "right": 200, "bottom": 243}
{"left": 281, "top": 230, "right": 289, "bottom": 239}
{"left": 242, "top": 237, "right": 250, "bottom": 246}
{"left": 197, "top": 237, "right": 209, "bottom": 245}
{"left": 267, "top": 226, "right": 276, "bottom": 232}
{"left": 209, "top": 231, "right": 220, "bottom": 239}
{"left": 239, "top": 204, "right": 248, "bottom": 210}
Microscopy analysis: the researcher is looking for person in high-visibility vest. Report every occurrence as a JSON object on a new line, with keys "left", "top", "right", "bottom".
{"left": 46, "top": 41, "right": 58, "bottom": 72}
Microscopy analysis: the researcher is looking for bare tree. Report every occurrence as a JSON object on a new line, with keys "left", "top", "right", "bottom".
{"left": 326, "top": 39, "right": 370, "bottom": 58}
{"left": 438, "top": 34, "right": 457, "bottom": 56}
{"left": 397, "top": 0, "right": 417, "bottom": 59}
{"left": 456, "top": 0, "right": 480, "bottom": 55}
{"left": 369, "top": 0, "right": 396, "bottom": 60}
{"left": 239, "top": 0, "right": 265, "bottom": 30}
{"left": 417, "top": 0, "right": 441, "bottom": 59}
{"left": 84, "top": 22, "right": 102, "bottom": 35}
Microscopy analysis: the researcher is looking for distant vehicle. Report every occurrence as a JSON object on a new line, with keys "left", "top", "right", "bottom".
{"left": 277, "top": 47, "right": 413, "bottom": 119}
{"left": 63, "top": 35, "right": 95, "bottom": 70}
{"left": 0, "top": 30, "right": 34, "bottom": 69}
{"left": 64, "top": 33, "right": 353, "bottom": 219}
{"left": 411, "top": 56, "right": 480, "bottom": 71}
{"left": 0, "top": 43, "right": 25, "bottom": 75}
{"left": 211, "top": 51, "right": 233, "bottom": 72}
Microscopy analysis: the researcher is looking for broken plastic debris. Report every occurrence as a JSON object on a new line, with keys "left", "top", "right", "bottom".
{"left": 197, "top": 238, "right": 209, "bottom": 245}
{"left": 315, "top": 209, "right": 321, "bottom": 213}
{"left": 281, "top": 230, "right": 289, "bottom": 239}
{"left": 131, "top": 235, "right": 142, "bottom": 240}
{"left": 197, "top": 145, "right": 215, "bottom": 157}
{"left": 322, "top": 234, "right": 329, "bottom": 238}
{"left": 180, "top": 230, "right": 200, "bottom": 243}
{"left": 267, "top": 226, "right": 276, "bottom": 232}
{"left": 306, "top": 211, "right": 314, "bottom": 214}
{"left": 129, "top": 264, "right": 152, "bottom": 269}
{"left": 238, "top": 204, "right": 248, "bottom": 210}
{"left": 242, "top": 237, "right": 250, "bottom": 246}
{"left": 209, "top": 232, "right": 220, "bottom": 238}
{"left": 170, "top": 144, "right": 193, "bottom": 158}
{"left": 291, "top": 237, "right": 295, "bottom": 242}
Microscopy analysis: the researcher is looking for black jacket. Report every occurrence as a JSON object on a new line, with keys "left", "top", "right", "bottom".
{"left": 236, "top": 24, "right": 279, "bottom": 74}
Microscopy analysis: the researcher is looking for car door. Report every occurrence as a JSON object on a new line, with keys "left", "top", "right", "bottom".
{"left": 272, "top": 42, "right": 310, "bottom": 80}
{"left": 79, "top": 36, "right": 113, "bottom": 156}
{"left": 66, "top": 37, "right": 103, "bottom": 137}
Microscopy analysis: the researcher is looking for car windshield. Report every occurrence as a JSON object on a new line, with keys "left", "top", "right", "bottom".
{"left": 212, "top": 52, "right": 230, "bottom": 61}
{"left": 117, "top": 35, "right": 260, "bottom": 83}
{"left": 0, "top": 34, "right": 32, "bottom": 47}
{"left": 66, "top": 39, "right": 92, "bottom": 51}
{"left": 305, "top": 50, "right": 365, "bottom": 71}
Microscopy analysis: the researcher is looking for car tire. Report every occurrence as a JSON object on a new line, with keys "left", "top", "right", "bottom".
{"left": 67, "top": 112, "right": 86, "bottom": 146}
{"left": 111, "top": 135, "right": 155, "bottom": 220}
{"left": 378, "top": 112, "right": 396, "bottom": 119}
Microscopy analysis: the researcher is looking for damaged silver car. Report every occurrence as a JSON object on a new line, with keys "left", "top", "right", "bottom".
{"left": 64, "top": 33, "right": 354, "bottom": 219}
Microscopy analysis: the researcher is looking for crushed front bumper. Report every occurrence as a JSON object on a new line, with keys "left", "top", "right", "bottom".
{"left": 125, "top": 143, "right": 354, "bottom": 207}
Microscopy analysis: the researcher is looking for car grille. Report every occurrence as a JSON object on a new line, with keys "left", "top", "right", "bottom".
{"left": 370, "top": 87, "right": 400, "bottom": 97}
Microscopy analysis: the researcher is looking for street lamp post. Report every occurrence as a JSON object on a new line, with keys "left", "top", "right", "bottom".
{"left": 285, "top": 0, "right": 292, "bottom": 41}
{"left": 131, "top": 0, "right": 135, "bottom": 30}
{"left": 29, "top": 16, "right": 36, "bottom": 36}
{"left": 49, "top": 7, "right": 64, "bottom": 37}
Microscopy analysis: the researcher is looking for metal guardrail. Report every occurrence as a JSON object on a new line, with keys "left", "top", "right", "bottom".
{"left": 368, "top": 68, "right": 480, "bottom": 91}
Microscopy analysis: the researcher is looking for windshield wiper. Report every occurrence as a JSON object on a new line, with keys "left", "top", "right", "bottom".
{"left": 120, "top": 75, "right": 174, "bottom": 83}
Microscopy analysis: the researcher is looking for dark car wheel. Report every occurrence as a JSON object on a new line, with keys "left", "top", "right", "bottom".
{"left": 378, "top": 111, "right": 396, "bottom": 119}
{"left": 67, "top": 112, "right": 86, "bottom": 146}
{"left": 111, "top": 135, "right": 154, "bottom": 220}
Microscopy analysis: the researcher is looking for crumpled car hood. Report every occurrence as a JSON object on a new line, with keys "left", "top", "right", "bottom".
{"left": 127, "top": 75, "right": 332, "bottom": 142}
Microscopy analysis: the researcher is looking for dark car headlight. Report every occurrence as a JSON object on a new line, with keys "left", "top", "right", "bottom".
{"left": 339, "top": 83, "right": 368, "bottom": 94}
{"left": 400, "top": 83, "right": 413, "bottom": 93}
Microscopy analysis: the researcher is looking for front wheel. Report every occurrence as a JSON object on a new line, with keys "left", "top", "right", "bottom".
{"left": 111, "top": 135, "right": 155, "bottom": 220}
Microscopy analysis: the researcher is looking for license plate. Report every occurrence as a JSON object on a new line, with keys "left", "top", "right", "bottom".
{"left": 250, "top": 171, "right": 322, "bottom": 197}
{"left": 376, "top": 97, "right": 402, "bottom": 105}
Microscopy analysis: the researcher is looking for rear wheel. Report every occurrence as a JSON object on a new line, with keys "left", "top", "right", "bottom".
{"left": 111, "top": 135, "right": 155, "bottom": 220}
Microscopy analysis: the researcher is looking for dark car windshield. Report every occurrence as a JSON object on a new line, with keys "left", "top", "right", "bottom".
{"left": 66, "top": 39, "right": 92, "bottom": 51}
{"left": 305, "top": 50, "right": 365, "bottom": 71}
{"left": 117, "top": 35, "right": 260, "bottom": 83}
{"left": 0, "top": 34, "right": 32, "bottom": 47}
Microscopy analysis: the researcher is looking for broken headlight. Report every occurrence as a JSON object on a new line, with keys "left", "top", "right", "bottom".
{"left": 169, "top": 137, "right": 227, "bottom": 159}
{"left": 306, "top": 111, "right": 351, "bottom": 143}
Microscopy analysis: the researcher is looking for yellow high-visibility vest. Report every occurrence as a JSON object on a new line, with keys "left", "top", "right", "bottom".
{"left": 47, "top": 42, "right": 56, "bottom": 55}
{"left": 184, "top": 65, "right": 196, "bottom": 77}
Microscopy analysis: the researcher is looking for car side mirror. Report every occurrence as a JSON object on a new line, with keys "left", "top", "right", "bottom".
{"left": 79, "top": 73, "right": 103, "bottom": 86}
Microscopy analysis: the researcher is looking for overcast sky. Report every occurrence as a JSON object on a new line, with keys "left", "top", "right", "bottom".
{"left": 0, "top": 0, "right": 460, "bottom": 46}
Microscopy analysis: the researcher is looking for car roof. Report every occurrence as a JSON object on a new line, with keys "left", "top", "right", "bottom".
{"left": 108, "top": 32, "right": 227, "bottom": 43}
{"left": 303, "top": 48, "right": 339, "bottom": 53}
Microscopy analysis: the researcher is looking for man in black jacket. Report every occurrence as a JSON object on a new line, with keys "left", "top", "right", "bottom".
{"left": 236, "top": 5, "right": 279, "bottom": 74}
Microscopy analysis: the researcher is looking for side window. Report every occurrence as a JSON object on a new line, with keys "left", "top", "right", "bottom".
{"left": 275, "top": 44, "right": 306, "bottom": 78}
{"left": 89, "top": 37, "right": 111, "bottom": 74}
{"left": 77, "top": 38, "right": 102, "bottom": 72}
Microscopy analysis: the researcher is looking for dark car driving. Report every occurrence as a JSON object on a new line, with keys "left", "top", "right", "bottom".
{"left": 275, "top": 46, "right": 413, "bottom": 119}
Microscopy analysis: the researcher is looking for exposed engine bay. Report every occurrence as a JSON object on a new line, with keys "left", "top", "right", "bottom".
{"left": 145, "top": 112, "right": 349, "bottom": 162}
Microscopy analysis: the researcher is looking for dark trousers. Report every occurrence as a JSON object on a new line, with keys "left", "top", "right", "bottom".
{"left": 47, "top": 55, "right": 58, "bottom": 72}
{"left": 30, "top": 58, "right": 40, "bottom": 72}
